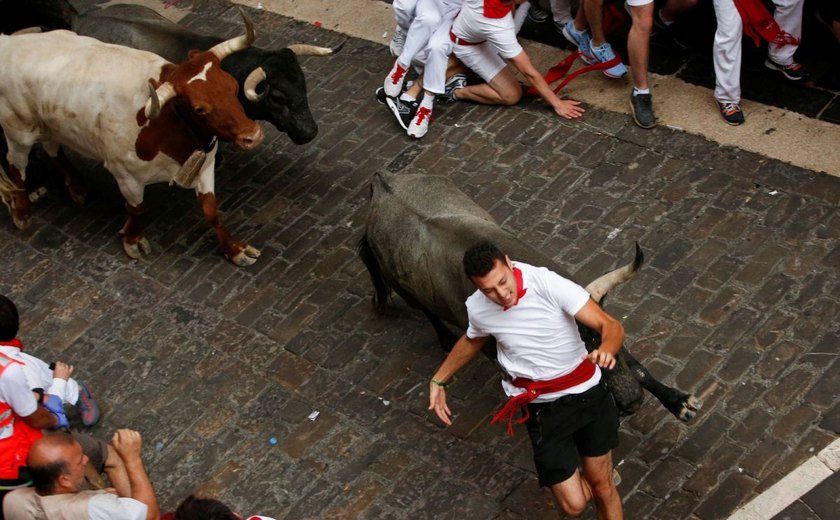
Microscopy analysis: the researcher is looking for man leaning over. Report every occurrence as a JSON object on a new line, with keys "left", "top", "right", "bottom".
{"left": 3, "top": 429, "right": 160, "bottom": 520}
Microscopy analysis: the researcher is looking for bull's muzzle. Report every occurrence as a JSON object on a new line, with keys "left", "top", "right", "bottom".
{"left": 236, "top": 125, "right": 264, "bottom": 150}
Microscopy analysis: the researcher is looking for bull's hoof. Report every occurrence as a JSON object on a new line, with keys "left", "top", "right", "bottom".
{"left": 677, "top": 395, "right": 702, "bottom": 422}
{"left": 68, "top": 187, "right": 87, "bottom": 205}
{"left": 28, "top": 187, "right": 48, "bottom": 203}
{"left": 229, "top": 245, "right": 261, "bottom": 267}
{"left": 122, "top": 237, "right": 151, "bottom": 259}
{"left": 12, "top": 213, "right": 31, "bottom": 230}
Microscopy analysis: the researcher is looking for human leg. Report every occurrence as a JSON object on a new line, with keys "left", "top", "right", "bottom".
{"left": 582, "top": 0, "right": 606, "bottom": 45}
{"left": 527, "top": 385, "right": 621, "bottom": 518}
{"left": 454, "top": 68, "right": 522, "bottom": 105}
{"left": 391, "top": 0, "right": 418, "bottom": 56}
{"left": 550, "top": 0, "right": 573, "bottom": 31}
{"left": 563, "top": 0, "right": 597, "bottom": 63}
{"left": 765, "top": 0, "right": 806, "bottom": 79}
{"left": 452, "top": 43, "right": 521, "bottom": 105}
{"left": 581, "top": 452, "right": 623, "bottom": 520}
{"left": 385, "top": 0, "right": 442, "bottom": 96}
{"left": 627, "top": 1, "right": 655, "bottom": 128}
{"left": 578, "top": 0, "right": 628, "bottom": 77}
{"left": 72, "top": 432, "right": 131, "bottom": 496}
{"left": 627, "top": 1, "right": 653, "bottom": 91}
{"left": 408, "top": 12, "right": 456, "bottom": 139}
{"left": 712, "top": 0, "right": 744, "bottom": 123}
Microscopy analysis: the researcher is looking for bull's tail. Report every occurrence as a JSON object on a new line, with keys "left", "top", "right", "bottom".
{"left": 585, "top": 242, "right": 644, "bottom": 303}
{"left": 357, "top": 234, "right": 391, "bottom": 311}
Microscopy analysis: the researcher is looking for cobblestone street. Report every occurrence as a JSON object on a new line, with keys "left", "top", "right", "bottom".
{"left": 0, "top": 2, "right": 838, "bottom": 518}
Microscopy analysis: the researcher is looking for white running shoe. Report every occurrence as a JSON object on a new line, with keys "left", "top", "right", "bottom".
{"left": 407, "top": 105, "right": 432, "bottom": 138}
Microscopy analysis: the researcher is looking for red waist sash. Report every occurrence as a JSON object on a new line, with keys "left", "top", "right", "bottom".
{"left": 491, "top": 360, "right": 597, "bottom": 437}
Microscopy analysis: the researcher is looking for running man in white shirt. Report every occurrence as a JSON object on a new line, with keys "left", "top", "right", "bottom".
{"left": 449, "top": 0, "right": 584, "bottom": 119}
{"left": 429, "top": 241, "right": 624, "bottom": 518}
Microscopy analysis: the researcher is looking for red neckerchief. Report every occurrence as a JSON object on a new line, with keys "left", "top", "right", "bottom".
{"left": 503, "top": 267, "right": 527, "bottom": 311}
{"left": 0, "top": 339, "right": 23, "bottom": 351}
{"left": 483, "top": 0, "right": 513, "bottom": 19}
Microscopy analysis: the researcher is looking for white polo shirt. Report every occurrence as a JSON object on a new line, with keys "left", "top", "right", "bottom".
{"left": 466, "top": 261, "right": 601, "bottom": 401}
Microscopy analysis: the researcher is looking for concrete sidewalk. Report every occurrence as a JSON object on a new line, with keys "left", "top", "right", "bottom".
{"left": 234, "top": 0, "right": 840, "bottom": 177}
{"left": 1, "top": 1, "right": 838, "bottom": 518}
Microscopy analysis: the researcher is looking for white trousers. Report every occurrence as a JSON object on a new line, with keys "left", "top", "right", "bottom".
{"left": 394, "top": 0, "right": 443, "bottom": 68}
{"left": 713, "top": 0, "right": 803, "bottom": 103}
{"left": 414, "top": 2, "right": 460, "bottom": 94}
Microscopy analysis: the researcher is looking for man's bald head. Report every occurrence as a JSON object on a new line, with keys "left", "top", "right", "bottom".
{"left": 27, "top": 433, "right": 82, "bottom": 494}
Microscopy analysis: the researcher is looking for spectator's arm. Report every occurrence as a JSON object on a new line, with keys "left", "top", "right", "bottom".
{"left": 509, "top": 50, "right": 585, "bottom": 119}
{"left": 112, "top": 429, "right": 160, "bottom": 520}
{"left": 20, "top": 406, "right": 59, "bottom": 429}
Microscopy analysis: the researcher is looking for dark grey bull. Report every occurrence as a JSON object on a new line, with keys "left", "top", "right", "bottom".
{"left": 358, "top": 172, "right": 700, "bottom": 421}
{"left": 20, "top": 1, "right": 338, "bottom": 144}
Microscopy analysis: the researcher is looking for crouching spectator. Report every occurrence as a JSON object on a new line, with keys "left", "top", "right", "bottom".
{"left": 3, "top": 429, "right": 160, "bottom": 520}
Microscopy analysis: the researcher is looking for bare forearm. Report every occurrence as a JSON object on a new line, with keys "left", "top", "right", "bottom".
{"left": 123, "top": 459, "right": 159, "bottom": 520}
{"left": 432, "top": 335, "right": 485, "bottom": 382}
{"left": 598, "top": 319, "right": 624, "bottom": 356}
{"left": 22, "top": 406, "right": 58, "bottom": 429}
{"left": 521, "top": 68, "right": 562, "bottom": 109}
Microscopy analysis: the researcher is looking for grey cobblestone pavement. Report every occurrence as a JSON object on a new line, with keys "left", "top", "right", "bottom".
{"left": 0, "top": 2, "right": 838, "bottom": 518}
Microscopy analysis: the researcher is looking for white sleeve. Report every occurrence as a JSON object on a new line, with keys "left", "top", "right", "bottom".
{"left": 88, "top": 493, "right": 148, "bottom": 520}
{"left": 542, "top": 269, "right": 591, "bottom": 317}
{"left": 0, "top": 363, "right": 39, "bottom": 417}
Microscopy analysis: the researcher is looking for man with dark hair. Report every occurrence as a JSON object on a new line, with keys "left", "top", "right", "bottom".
{"left": 0, "top": 295, "right": 100, "bottom": 429}
{"left": 164, "top": 494, "right": 275, "bottom": 520}
{"left": 430, "top": 240, "right": 625, "bottom": 518}
{"left": 3, "top": 429, "right": 159, "bottom": 520}
{"left": 0, "top": 297, "right": 69, "bottom": 507}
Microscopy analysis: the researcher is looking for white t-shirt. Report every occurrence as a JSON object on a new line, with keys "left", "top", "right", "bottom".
{"left": 0, "top": 345, "right": 79, "bottom": 405}
{"left": 0, "top": 361, "right": 39, "bottom": 441}
{"left": 88, "top": 493, "right": 147, "bottom": 520}
{"left": 451, "top": 0, "right": 523, "bottom": 59}
{"left": 466, "top": 261, "right": 601, "bottom": 402}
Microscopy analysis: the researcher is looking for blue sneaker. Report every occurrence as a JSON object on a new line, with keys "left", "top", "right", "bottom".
{"left": 562, "top": 23, "right": 597, "bottom": 64}
{"left": 590, "top": 41, "right": 628, "bottom": 78}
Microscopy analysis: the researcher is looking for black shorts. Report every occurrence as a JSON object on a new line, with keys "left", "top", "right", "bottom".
{"left": 525, "top": 383, "right": 620, "bottom": 487}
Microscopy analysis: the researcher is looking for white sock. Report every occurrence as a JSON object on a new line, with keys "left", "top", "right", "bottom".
{"left": 633, "top": 87, "right": 650, "bottom": 96}
{"left": 399, "top": 93, "right": 416, "bottom": 102}
{"left": 419, "top": 95, "right": 434, "bottom": 111}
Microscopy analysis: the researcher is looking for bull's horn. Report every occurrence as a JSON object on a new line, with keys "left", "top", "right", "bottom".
{"left": 287, "top": 40, "right": 344, "bottom": 56}
{"left": 585, "top": 242, "right": 644, "bottom": 303}
{"left": 144, "top": 81, "right": 177, "bottom": 120}
{"left": 243, "top": 67, "right": 267, "bottom": 102}
{"left": 208, "top": 7, "right": 255, "bottom": 60}
{"left": 11, "top": 27, "right": 43, "bottom": 35}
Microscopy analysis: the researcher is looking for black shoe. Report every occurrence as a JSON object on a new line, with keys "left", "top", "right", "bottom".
{"left": 717, "top": 101, "right": 745, "bottom": 126}
{"left": 527, "top": 2, "right": 550, "bottom": 23}
{"left": 442, "top": 73, "right": 467, "bottom": 102}
{"left": 765, "top": 58, "right": 807, "bottom": 81}
{"left": 630, "top": 92, "right": 656, "bottom": 129}
{"left": 386, "top": 96, "right": 419, "bottom": 131}
{"left": 375, "top": 87, "right": 387, "bottom": 104}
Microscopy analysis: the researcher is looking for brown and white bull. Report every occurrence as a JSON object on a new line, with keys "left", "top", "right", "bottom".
{"left": 0, "top": 20, "right": 266, "bottom": 265}
{"left": 358, "top": 172, "right": 700, "bottom": 422}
